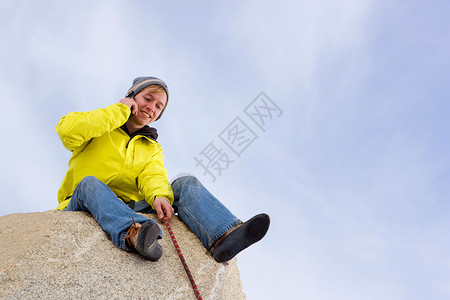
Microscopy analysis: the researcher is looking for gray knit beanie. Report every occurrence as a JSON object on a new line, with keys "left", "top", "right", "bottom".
{"left": 126, "top": 76, "right": 169, "bottom": 120}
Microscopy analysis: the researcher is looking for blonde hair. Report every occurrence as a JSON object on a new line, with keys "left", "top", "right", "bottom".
{"left": 140, "top": 84, "right": 167, "bottom": 97}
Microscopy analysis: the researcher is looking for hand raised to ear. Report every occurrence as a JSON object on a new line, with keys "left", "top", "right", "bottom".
{"left": 119, "top": 98, "right": 138, "bottom": 116}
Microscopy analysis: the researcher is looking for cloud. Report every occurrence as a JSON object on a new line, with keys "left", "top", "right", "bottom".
{"left": 1, "top": 1, "right": 449, "bottom": 299}
{"left": 230, "top": 0, "right": 373, "bottom": 91}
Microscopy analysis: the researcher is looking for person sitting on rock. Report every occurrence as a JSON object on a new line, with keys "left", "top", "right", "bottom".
{"left": 55, "top": 76, "right": 270, "bottom": 262}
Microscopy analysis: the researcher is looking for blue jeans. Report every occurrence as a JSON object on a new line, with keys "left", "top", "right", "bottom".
{"left": 64, "top": 176, "right": 161, "bottom": 251}
{"left": 171, "top": 175, "right": 241, "bottom": 250}
{"left": 65, "top": 175, "right": 240, "bottom": 251}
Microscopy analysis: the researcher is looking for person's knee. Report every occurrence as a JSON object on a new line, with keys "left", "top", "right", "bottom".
{"left": 172, "top": 175, "right": 199, "bottom": 189}
{"left": 78, "top": 176, "right": 102, "bottom": 190}
{"left": 69, "top": 176, "right": 102, "bottom": 211}
{"left": 171, "top": 175, "right": 202, "bottom": 205}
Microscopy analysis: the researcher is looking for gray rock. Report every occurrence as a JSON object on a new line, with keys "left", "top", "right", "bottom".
{"left": 0, "top": 210, "right": 245, "bottom": 299}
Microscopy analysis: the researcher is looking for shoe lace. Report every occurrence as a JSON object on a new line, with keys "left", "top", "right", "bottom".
{"left": 124, "top": 217, "right": 140, "bottom": 247}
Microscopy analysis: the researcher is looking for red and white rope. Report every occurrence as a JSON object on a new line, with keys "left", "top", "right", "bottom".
{"left": 162, "top": 217, "right": 203, "bottom": 300}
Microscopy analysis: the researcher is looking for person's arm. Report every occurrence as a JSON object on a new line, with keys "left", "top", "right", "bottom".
{"left": 56, "top": 102, "right": 130, "bottom": 151}
{"left": 137, "top": 145, "right": 175, "bottom": 221}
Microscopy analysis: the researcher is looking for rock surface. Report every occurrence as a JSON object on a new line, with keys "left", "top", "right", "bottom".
{"left": 0, "top": 210, "right": 245, "bottom": 299}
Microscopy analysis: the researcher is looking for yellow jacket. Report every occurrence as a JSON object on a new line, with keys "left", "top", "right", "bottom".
{"left": 55, "top": 103, "right": 174, "bottom": 210}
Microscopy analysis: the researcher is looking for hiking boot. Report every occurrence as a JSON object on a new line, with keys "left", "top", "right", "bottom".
{"left": 124, "top": 218, "right": 163, "bottom": 261}
{"left": 211, "top": 213, "right": 270, "bottom": 263}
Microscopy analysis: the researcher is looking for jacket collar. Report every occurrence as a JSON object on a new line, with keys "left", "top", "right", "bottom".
{"left": 120, "top": 124, "right": 158, "bottom": 141}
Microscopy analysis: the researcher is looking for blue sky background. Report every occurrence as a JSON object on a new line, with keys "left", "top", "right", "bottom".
{"left": 1, "top": 1, "right": 449, "bottom": 299}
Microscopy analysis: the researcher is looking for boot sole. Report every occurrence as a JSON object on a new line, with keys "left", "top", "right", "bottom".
{"left": 213, "top": 213, "right": 270, "bottom": 263}
{"left": 136, "top": 221, "right": 163, "bottom": 261}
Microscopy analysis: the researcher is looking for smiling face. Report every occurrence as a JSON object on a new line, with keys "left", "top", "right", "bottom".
{"left": 129, "top": 85, "right": 167, "bottom": 127}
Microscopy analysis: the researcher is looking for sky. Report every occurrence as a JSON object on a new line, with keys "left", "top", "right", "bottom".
{"left": 1, "top": 0, "right": 449, "bottom": 299}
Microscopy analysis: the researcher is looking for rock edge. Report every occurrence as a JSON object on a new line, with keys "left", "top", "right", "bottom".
{"left": 0, "top": 210, "right": 245, "bottom": 300}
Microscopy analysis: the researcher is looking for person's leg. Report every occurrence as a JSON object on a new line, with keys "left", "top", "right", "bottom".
{"left": 171, "top": 175, "right": 241, "bottom": 250}
{"left": 65, "top": 176, "right": 161, "bottom": 252}
{"left": 171, "top": 175, "right": 270, "bottom": 262}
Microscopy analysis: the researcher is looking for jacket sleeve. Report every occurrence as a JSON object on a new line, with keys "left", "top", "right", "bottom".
{"left": 56, "top": 103, "right": 130, "bottom": 151}
{"left": 137, "top": 145, "right": 174, "bottom": 208}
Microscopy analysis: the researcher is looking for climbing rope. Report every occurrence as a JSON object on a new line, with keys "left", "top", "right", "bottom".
{"left": 162, "top": 217, "right": 203, "bottom": 300}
